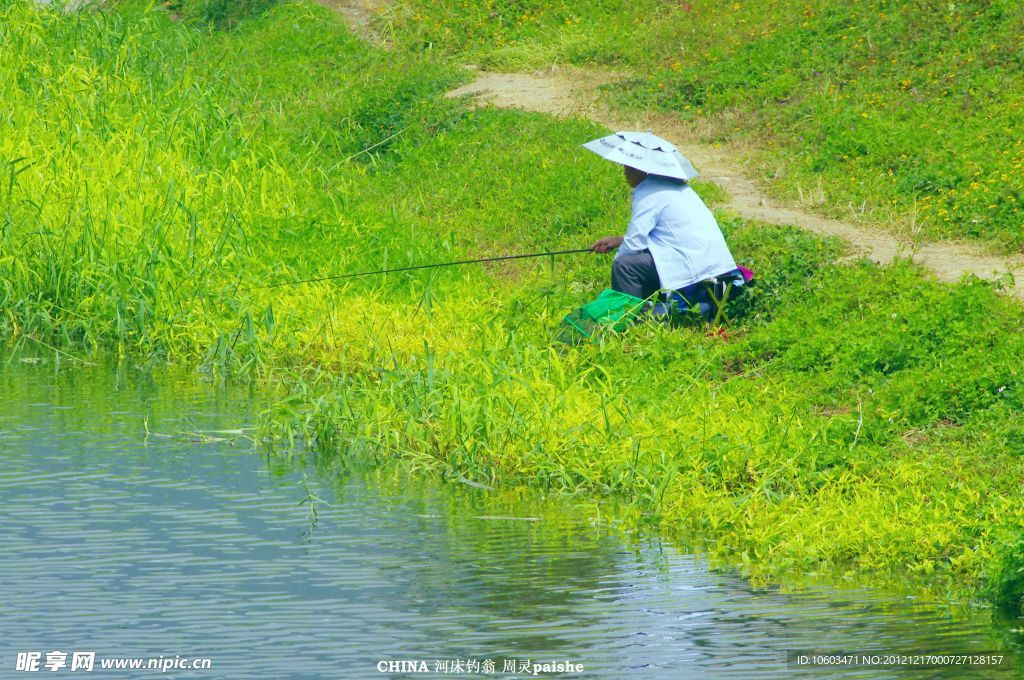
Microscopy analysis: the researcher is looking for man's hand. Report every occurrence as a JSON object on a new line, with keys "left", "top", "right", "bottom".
{"left": 590, "top": 236, "right": 624, "bottom": 253}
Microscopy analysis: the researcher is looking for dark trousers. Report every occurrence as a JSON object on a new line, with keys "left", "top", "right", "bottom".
{"left": 613, "top": 253, "right": 748, "bottom": 322}
{"left": 611, "top": 250, "right": 661, "bottom": 299}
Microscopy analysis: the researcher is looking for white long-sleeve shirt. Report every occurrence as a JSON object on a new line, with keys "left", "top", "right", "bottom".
{"left": 615, "top": 176, "right": 737, "bottom": 290}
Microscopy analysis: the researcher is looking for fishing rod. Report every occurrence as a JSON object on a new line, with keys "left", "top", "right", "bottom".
{"left": 250, "top": 247, "right": 593, "bottom": 290}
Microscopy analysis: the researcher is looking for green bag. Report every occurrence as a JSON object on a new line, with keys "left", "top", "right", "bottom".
{"left": 557, "top": 289, "right": 646, "bottom": 344}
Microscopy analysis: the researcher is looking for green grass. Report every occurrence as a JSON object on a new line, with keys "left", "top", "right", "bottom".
{"left": 3, "top": 0, "right": 1024, "bottom": 616}
{"left": 381, "top": 0, "right": 1024, "bottom": 250}
{"left": 165, "top": 0, "right": 280, "bottom": 29}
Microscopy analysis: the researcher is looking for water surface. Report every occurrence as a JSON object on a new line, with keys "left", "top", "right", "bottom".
{"left": 1, "top": 353, "right": 1019, "bottom": 678}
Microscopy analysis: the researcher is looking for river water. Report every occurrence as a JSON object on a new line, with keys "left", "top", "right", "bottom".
{"left": 1, "top": 352, "right": 1020, "bottom": 678}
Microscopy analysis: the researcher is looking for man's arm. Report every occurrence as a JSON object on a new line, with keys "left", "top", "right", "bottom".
{"left": 590, "top": 235, "right": 624, "bottom": 253}
{"left": 592, "top": 184, "right": 662, "bottom": 253}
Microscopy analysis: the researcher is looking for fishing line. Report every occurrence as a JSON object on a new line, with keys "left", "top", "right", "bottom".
{"left": 248, "top": 248, "right": 593, "bottom": 290}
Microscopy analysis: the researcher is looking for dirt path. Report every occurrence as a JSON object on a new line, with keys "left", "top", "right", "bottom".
{"left": 316, "top": 0, "right": 385, "bottom": 45}
{"left": 322, "top": 4, "right": 1024, "bottom": 299}
{"left": 448, "top": 71, "right": 1024, "bottom": 298}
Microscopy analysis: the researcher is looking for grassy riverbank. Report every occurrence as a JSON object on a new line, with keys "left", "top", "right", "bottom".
{"left": 381, "top": 0, "right": 1024, "bottom": 250}
{"left": 3, "top": 0, "right": 1024, "bottom": 615}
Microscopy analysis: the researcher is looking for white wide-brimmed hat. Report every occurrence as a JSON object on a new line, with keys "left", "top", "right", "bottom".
{"left": 582, "top": 131, "right": 699, "bottom": 181}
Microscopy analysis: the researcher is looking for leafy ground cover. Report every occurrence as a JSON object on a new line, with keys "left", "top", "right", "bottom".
{"left": 3, "top": 0, "right": 1024, "bottom": 615}
{"left": 382, "top": 0, "right": 1024, "bottom": 250}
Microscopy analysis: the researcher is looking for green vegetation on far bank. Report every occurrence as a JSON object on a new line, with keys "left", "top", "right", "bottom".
{"left": 3, "top": 0, "right": 1024, "bottom": 617}
{"left": 165, "top": 0, "right": 279, "bottom": 28}
{"left": 382, "top": 0, "right": 1024, "bottom": 250}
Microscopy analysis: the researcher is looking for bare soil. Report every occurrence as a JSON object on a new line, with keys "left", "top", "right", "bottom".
{"left": 316, "top": 0, "right": 386, "bottom": 45}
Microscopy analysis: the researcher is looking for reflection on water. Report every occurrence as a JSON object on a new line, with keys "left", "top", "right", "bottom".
{"left": 0, "top": 353, "right": 1020, "bottom": 678}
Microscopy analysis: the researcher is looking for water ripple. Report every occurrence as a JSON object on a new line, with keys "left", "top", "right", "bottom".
{"left": 0, "top": 357, "right": 1020, "bottom": 678}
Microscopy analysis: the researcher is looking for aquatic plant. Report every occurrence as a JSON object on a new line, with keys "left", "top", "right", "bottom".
{"left": 988, "top": 539, "right": 1024, "bottom": 616}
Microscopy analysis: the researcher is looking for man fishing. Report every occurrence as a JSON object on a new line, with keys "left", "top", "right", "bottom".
{"left": 584, "top": 131, "right": 750, "bottom": 320}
